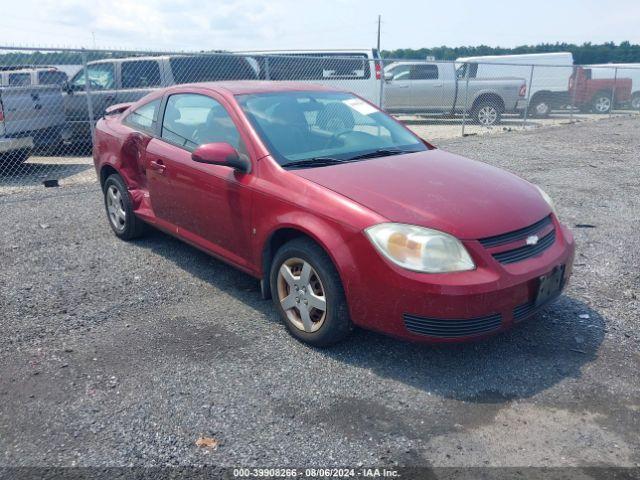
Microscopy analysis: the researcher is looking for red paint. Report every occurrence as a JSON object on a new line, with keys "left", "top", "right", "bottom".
{"left": 569, "top": 67, "right": 632, "bottom": 107}
{"left": 94, "top": 81, "right": 575, "bottom": 343}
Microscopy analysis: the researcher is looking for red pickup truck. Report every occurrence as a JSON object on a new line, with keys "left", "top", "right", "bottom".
{"left": 569, "top": 67, "right": 632, "bottom": 113}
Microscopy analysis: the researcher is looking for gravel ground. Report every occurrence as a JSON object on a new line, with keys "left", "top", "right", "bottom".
{"left": 1, "top": 116, "right": 639, "bottom": 469}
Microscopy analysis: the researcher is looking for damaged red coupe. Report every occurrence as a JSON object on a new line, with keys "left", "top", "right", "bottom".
{"left": 93, "top": 81, "right": 574, "bottom": 346}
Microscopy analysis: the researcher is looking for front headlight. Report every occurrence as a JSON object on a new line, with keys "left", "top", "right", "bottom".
{"left": 534, "top": 185, "right": 557, "bottom": 215}
{"left": 365, "top": 223, "right": 475, "bottom": 273}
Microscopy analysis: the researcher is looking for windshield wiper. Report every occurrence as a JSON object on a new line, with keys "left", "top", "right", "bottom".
{"left": 345, "top": 148, "right": 416, "bottom": 161}
{"left": 283, "top": 157, "right": 347, "bottom": 169}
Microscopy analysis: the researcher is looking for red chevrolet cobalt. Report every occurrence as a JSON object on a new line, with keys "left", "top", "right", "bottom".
{"left": 93, "top": 82, "right": 574, "bottom": 346}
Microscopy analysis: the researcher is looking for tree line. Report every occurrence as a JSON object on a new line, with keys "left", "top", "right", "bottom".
{"left": 381, "top": 42, "right": 640, "bottom": 64}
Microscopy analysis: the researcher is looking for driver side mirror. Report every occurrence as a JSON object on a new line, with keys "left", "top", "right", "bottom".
{"left": 62, "top": 81, "right": 73, "bottom": 94}
{"left": 192, "top": 142, "right": 250, "bottom": 173}
{"left": 384, "top": 71, "right": 394, "bottom": 82}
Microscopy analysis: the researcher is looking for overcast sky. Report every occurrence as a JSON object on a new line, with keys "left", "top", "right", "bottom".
{"left": 4, "top": 0, "right": 639, "bottom": 52}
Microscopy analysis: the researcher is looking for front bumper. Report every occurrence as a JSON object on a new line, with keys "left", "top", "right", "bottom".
{"left": 343, "top": 218, "right": 575, "bottom": 343}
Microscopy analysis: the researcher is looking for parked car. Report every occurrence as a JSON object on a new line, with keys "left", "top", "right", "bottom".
{"left": 588, "top": 63, "right": 640, "bottom": 110}
{"left": 63, "top": 53, "right": 259, "bottom": 144}
{"left": 0, "top": 84, "right": 66, "bottom": 165}
{"left": 236, "top": 49, "right": 383, "bottom": 106}
{"left": 568, "top": 67, "right": 632, "bottom": 113}
{"left": 455, "top": 52, "right": 574, "bottom": 118}
{"left": 93, "top": 81, "right": 574, "bottom": 346}
{"left": 0, "top": 66, "right": 68, "bottom": 87}
{"left": 383, "top": 61, "right": 527, "bottom": 126}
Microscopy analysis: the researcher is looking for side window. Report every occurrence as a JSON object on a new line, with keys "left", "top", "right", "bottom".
{"left": 38, "top": 71, "right": 68, "bottom": 85}
{"left": 121, "top": 60, "right": 161, "bottom": 89}
{"left": 161, "top": 93, "right": 245, "bottom": 152}
{"left": 71, "top": 63, "right": 115, "bottom": 90}
{"left": 411, "top": 64, "right": 438, "bottom": 80}
{"left": 9, "top": 73, "right": 31, "bottom": 86}
{"left": 390, "top": 65, "right": 411, "bottom": 81}
{"left": 124, "top": 99, "right": 161, "bottom": 133}
{"left": 169, "top": 56, "right": 257, "bottom": 84}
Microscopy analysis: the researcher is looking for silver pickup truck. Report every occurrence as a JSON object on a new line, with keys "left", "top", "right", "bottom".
{"left": 0, "top": 84, "right": 66, "bottom": 165}
{"left": 383, "top": 61, "right": 527, "bottom": 125}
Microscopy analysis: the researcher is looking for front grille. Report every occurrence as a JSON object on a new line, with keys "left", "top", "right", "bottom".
{"left": 479, "top": 215, "right": 553, "bottom": 248}
{"left": 403, "top": 312, "right": 503, "bottom": 338}
{"left": 492, "top": 230, "right": 556, "bottom": 264}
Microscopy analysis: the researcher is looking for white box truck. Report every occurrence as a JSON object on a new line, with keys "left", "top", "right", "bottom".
{"left": 455, "top": 52, "right": 574, "bottom": 117}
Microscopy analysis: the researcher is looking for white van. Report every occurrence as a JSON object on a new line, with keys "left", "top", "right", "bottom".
{"left": 455, "top": 52, "right": 574, "bottom": 117}
{"left": 236, "top": 49, "right": 383, "bottom": 106}
{"left": 588, "top": 63, "right": 640, "bottom": 110}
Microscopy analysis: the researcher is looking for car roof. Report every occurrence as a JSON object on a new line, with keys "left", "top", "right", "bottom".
{"left": 169, "top": 80, "right": 343, "bottom": 95}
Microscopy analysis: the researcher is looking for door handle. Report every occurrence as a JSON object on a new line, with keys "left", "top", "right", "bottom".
{"left": 149, "top": 159, "right": 166, "bottom": 174}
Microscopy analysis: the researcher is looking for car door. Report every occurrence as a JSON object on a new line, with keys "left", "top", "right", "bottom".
{"left": 65, "top": 62, "right": 117, "bottom": 140}
{"left": 409, "top": 63, "right": 447, "bottom": 110}
{"left": 144, "top": 92, "right": 254, "bottom": 263}
{"left": 383, "top": 64, "right": 412, "bottom": 109}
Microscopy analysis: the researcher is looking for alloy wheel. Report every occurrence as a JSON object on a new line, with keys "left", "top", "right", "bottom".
{"left": 106, "top": 185, "right": 126, "bottom": 232}
{"left": 277, "top": 257, "right": 327, "bottom": 333}
{"left": 478, "top": 106, "right": 498, "bottom": 126}
{"left": 535, "top": 102, "right": 550, "bottom": 116}
{"left": 594, "top": 96, "right": 611, "bottom": 113}
{"left": 632, "top": 96, "right": 640, "bottom": 110}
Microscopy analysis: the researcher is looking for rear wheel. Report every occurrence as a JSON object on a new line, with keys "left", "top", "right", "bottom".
{"left": 529, "top": 96, "right": 551, "bottom": 118}
{"left": 592, "top": 92, "right": 612, "bottom": 114}
{"left": 270, "top": 237, "right": 353, "bottom": 347}
{"left": 103, "top": 173, "right": 147, "bottom": 240}
{"left": 473, "top": 100, "right": 502, "bottom": 126}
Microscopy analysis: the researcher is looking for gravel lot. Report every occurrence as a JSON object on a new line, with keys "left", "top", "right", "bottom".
{"left": 1, "top": 116, "right": 639, "bottom": 469}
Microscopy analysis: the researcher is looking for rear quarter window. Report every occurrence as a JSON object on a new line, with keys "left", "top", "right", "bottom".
{"left": 123, "top": 99, "right": 161, "bottom": 134}
{"left": 8, "top": 73, "right": 31, "bottom": 86}
{"left": 169, "top": 55, "right": 257, "bottom": 84}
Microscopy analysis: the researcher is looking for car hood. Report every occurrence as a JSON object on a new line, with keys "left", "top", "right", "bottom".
{"left": 292, "top": 149, "right": 550, "bottom": 240}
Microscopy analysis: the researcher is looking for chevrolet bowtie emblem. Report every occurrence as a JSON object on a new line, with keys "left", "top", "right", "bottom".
{"left": 526, "top": 235, "right": 539, "bottom": 246}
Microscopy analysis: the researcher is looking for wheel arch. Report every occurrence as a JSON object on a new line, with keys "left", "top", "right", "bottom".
{"left": 259, "top": 222, "right": 354, "bottom": 300}
{"left": 99, "top": 164, "right": 120, "bottom": 190}
{"left": 471, "top": 92, "right": 505, "bottom": 112}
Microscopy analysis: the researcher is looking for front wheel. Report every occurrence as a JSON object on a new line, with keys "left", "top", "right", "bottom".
{"left": 473, "top": 101, "right": 502, "bottom": 126}
{"left": 270, "top": 238, "right": 353, "bottom": 347}
{"left": 103, "top": 173, "right": 147, "bottom": 240}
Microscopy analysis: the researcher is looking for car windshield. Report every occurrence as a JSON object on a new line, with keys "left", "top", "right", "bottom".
{"left": 237, "top": 91, "right": 428, "bottom": 167}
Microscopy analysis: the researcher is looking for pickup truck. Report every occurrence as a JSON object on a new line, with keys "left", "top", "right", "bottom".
{"left": 568, "top": 67, "right": 632, "bottom": 114}
{"left": 0, "top": 84, "right": 66, "bottom": 166}
{"left": 383, "top": 61, "right": 527, "bottom": 125}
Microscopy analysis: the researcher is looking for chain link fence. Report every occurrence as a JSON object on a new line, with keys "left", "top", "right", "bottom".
{"left": 1, "top": 46, "right": 639, "bottom": 193}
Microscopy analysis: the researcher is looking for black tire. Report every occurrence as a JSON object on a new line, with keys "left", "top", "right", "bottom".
{"left": 270, "top": 237, "right": 353, "bottom": 347}
{"left": 529, "top": 95, "right": 552, "bottom": 118}
{"left": 103, "top": 173, "right": 146, "bottom": 240}
{"left": 473, "top": 99, "right": 502, "bottom": 126}
{"left": 631, "top": 93, "right": 640, "bottom": 111}
{"left": 592, "top": 91, "right": 612, "bottom": 114}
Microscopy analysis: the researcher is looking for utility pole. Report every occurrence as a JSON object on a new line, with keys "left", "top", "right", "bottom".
{"left": 377, "top": 15, "right": 381, "bottom": 51}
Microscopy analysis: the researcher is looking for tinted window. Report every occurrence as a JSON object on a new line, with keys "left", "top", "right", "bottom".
{"left": 411, "top": 64, "right": 438, "bottom": 80}
{"left": 169, "top": 55, "right": 257, "bottom": 84}
{"left": 260, "top": 54, "right": 371, "bottom": 81}
{"left": 238, "top": 91, "right": 425, "bottom": 165}
{"left": 8, "top": 73, "right": 30, "bottom": 86}
{"left": 71, "top": 63, "right": 115, "bottom": 90}
{"left": 38, "top": 70, "right": 68, "bottom": 85}
{"left": 124, "top": 99, "right": 161, "bottom": 133}
{"left": 456, "top": 63, "right": 478, "bottom": 79}
{"left": 161, "top": 94, "right": 244, "bottom": 152}
{"left": 121, "top": 60, "right": 161, "bottom": 88}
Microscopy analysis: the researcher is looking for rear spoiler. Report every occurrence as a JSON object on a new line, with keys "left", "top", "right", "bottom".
{"left": 105, "top": 102, "right": 133, "bottom": 116}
